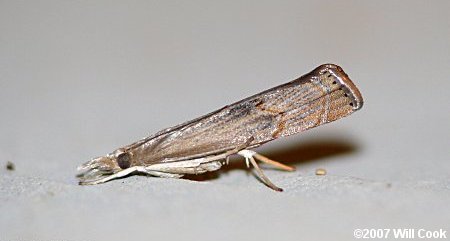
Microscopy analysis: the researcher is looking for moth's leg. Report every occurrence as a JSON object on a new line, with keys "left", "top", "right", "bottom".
{"left": 79, "top": 166, "right": 147, "bottom": 185}
{"left": 238, "top": 150, "right": 295, "bottom": 171}
{"left": 142, "top": 170, "right": 184, "bottom": 178}
{"left": 238, "top": 151, "right": 283, "bottom": 192}
{"left": 80, "top": 167, "right": 184, "bottom": 185}
{"left": 253, "top": 152, "right": 295, "bottom": 171}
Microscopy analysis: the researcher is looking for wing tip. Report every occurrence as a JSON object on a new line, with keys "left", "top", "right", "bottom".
{"left": 314, "top": 64, "right": 364, "bottom": 111}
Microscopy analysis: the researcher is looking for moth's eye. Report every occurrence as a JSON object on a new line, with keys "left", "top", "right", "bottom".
{"left": 117, "top": 152, "right": 131, "bottom": 169}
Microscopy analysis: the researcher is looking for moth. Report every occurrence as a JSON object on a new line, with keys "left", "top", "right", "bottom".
{"left": 77, "top": 64, "right": 363, "bottom": 191}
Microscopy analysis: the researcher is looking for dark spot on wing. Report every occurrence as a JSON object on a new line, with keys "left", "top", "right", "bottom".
{"left": 227, "top": 101, "right": 254, "bottom": 118}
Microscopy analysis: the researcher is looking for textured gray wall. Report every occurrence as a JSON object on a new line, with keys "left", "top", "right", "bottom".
{"left": 1, "top": 1, "right": 449, "bottom": 241}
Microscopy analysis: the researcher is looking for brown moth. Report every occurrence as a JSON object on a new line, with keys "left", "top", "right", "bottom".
{"left": 77, "top": 64, "right": 363, "bottom": 191}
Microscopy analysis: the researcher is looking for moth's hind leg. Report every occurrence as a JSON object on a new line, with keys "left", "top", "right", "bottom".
{"left": 238, "top": 150, "right": 295, "bottom": 171}
{"left": 237, "top": 150, "right": 295, "bottom": 192}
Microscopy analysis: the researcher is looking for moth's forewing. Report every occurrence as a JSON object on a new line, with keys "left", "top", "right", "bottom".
{"left": 129, "top": 64, "right": 363, "bottom": 165}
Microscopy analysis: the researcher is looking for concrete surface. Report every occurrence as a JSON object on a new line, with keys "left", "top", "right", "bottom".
{"left": 1, "top": 1, "right": 449, "bottom": 241}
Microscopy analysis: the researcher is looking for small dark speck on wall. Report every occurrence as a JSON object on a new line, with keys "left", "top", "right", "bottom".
{"left": 6, "top": 161, "right": 15, "bottom": 171}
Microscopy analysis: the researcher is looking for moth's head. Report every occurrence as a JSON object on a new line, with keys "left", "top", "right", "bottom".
{"left": 77, "top": 149, "right": 133, "bottom": 185}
